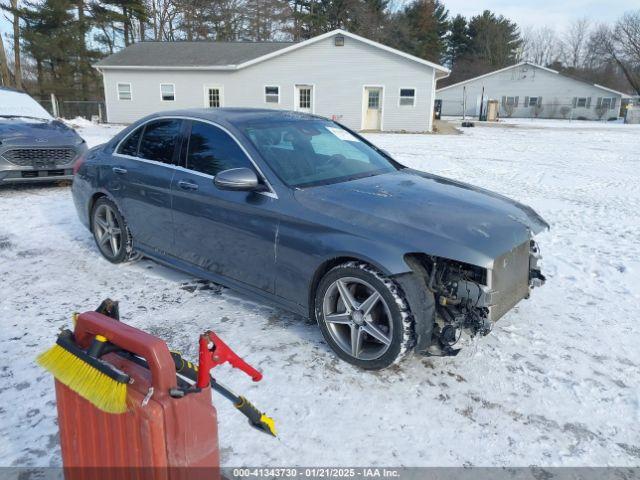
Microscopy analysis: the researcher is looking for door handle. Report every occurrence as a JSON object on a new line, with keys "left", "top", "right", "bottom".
{"left": 177, "top": 180, "right": 199, "bottom": 191}
{"left": 112, "top": 167, "right": 127, "bottom": 174}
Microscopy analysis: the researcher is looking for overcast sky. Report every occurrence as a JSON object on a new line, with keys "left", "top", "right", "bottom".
{"left": 436, "top": 0, "right": 638, "bottom": 30}
{"left": 1, "top": 1, "right": 639, "bottom": 38}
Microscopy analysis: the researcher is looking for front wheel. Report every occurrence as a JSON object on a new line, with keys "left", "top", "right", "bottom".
{"left": 314, "top": 262, "right": 414, "bottom": 370}
{"left": 91, "top": 197, "right": 133, "bottom": 263}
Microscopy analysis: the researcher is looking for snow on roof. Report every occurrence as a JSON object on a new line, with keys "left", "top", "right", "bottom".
{"left": 0, "top": 88, "right": 53, "bottom": 120}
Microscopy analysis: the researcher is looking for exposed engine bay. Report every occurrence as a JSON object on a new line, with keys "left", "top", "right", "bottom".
{"left": 420, "top": 239, "right": 546, "bottom": 356}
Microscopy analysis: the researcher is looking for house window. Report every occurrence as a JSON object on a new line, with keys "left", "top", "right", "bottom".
{"left": 506, "top": 96, "right": 517, "bottom": 106}
{"left": 299, "top": 88, "right": 311, "bottom": 109}
{"left": 368, "top": 90, "right": 380, "bottom": 109}
{"left": 599, "top": 97, "right": 616, "bottom": 109}
{"left": 334, "top": 35, "right": 345, "bottom": 46}
{"left": 160, "top": 83, "right": 175, "bottom": 101}
{"left": 528, "top": 96, "right": 540, "bottom": 107}
{"left": 207, "top": 88, "right": 221, "bottom": 108}
{"left": 399, "top": 88, "right": 415, "bottom": 106}
{"left": 117, "top": 83, "right": 131, "bottom": 101}
{"left": 265, "top": 86, "right": 279, "bottom": 103}
{"left": 576, "top": 97, "right": 588, "bottom": 108}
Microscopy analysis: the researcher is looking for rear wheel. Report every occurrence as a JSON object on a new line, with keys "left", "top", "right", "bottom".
{"left": 314, "top": 262, "right": 414, "bottom": 370}
{"left": 91, "top": 197, "right": 133, "bottom": 263}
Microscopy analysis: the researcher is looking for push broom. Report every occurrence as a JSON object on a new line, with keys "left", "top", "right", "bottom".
{"left": 37, "top": 327, "right": 131, "bottom": 414}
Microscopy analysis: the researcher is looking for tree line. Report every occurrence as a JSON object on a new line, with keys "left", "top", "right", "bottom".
{"left": 0, "top": 0, "right": 638, "bottom": 104}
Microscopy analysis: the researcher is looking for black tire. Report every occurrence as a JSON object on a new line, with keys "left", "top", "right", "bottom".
{"left": 91, "top": 197, "right": 134, "bottom": 264}
{"left": 314, "top": 261, "right": 414, "bottom": 370}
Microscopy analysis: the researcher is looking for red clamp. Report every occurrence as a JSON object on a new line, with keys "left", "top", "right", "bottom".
{"left": 197, "top": 331, "right": 263, "bottom": 388}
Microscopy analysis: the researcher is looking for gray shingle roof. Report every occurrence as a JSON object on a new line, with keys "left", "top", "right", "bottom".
{"left": 95, "top": 41, "right": 296, "bottom": 68}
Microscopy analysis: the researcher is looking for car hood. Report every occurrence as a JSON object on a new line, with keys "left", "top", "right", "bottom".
{"left": 294, "top": 169, "right": 549, "bottom": 268}
{"left": 0, "top": 117, "right": 82, "bottom": 146}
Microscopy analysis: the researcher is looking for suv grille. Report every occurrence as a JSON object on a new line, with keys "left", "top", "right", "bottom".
{"left": 2, "top": 148, "right": 76, "bottom": 168}
{"left": 489, "top": 241, "right": 530, "bottom": 322}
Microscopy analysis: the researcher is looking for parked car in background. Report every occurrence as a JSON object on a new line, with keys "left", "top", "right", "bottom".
{"left": 0, "top": 87, "right": 87, "bottom": 184}
{"left": 72, "top": 108, "right": 548, "bottom": 370}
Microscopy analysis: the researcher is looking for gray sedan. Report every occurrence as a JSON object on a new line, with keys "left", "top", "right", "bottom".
{"left": 0, "top": 87, "right": 87, "bottom": 184}
{"left": 72, "top": 108, "right": 547, "bottom": 370}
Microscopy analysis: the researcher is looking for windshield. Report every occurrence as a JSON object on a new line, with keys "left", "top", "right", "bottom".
{"left": 0, "top": 89, "right": 53, "bottom": 120}
{"left": 239, "top": 119, "right": 397, "bottom": 187}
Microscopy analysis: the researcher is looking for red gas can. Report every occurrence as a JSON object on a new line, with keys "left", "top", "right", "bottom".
{"left": 55, "top": 311, "right": 220, "bottom": 480}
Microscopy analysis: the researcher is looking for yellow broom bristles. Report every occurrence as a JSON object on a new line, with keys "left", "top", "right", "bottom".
{"left": 37, "top": 344, "right": 128, "bottom": 414}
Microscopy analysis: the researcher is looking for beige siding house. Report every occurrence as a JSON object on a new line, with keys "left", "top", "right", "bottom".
{"left": 95, "top": 30, "right": 450, "bottom": 132}
{"left": 437, "top": 62, "right": 629, "bottom": 120}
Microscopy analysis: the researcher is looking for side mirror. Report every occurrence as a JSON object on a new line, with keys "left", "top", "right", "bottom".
{"left": 214, "top": 168, "right": 260, "bottom": 191}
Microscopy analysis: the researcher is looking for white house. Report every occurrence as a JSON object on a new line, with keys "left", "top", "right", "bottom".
{"left": 436, "top": 62, "right": 629, "bottom": 120}
{"left": 95, "top": 30, "right": 450, "bottom": 132}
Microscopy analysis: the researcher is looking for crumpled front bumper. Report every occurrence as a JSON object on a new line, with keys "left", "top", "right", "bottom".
{"left": 453, "top": 239, "right": 545, "bottom": 322}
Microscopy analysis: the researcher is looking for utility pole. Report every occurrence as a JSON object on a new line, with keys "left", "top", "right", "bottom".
{"left": 462, "top": 86, "right": 467, "bottom": 121}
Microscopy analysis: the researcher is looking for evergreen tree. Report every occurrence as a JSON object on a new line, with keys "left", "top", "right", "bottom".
{"left": 446, "top": 14, "right": 469, "bottom": 67}
{"left": 385, "top": 0, "right": 448, "bottom": 63}
{"left": 21, "top": 0, "right": 77, "bottom": 98}
{"left": 467, "top": 10, "right": 522, "bottom": 67}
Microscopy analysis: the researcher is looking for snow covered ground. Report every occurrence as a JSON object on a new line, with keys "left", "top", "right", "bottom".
{"left": 1, "top": 119, "right": 639, "bottom": 468}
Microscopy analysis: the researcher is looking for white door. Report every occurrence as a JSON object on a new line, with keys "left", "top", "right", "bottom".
{"left": 204, "top": 86, "right": 222, "bottom": 108}
{"left": 363, "top": 87, "right": 382, "bottom": 130}
{"left": 295, "top": 85, "right": 313, "bottom": 113}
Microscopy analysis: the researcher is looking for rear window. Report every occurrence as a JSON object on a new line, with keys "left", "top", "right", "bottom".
{"left": 138, "top": 119, "right": 182, "bottom": 164}
{"left": 118, "top": 126, "right": 143, "bottom": 156}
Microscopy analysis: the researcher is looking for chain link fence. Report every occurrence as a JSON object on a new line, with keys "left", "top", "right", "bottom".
{"left": 38, "top": 99, "right": 105, "bottom": 122}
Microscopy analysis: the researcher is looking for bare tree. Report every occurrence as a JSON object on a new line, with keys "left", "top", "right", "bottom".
{"left": 522, "top": 26, "right": 559, "bottom": 65}
{"left": 503, "top": 103, "right": 515, "bottom": 118}
{"left": 594, "top": 104, "right": 607, "bottom": 120}
{"left": 0, "top": 32, "right": 11, "bottom": 86}
{"left": 615, "top": 11, "right": 640, "bottom": 90}
{"left": 146, "top": 0, "right": 178, "bottom": 41}
{"left": 532, "top": 102, "right": 544, "bottom": 118}
{"left": 589, "top": 14, "right": 640, "bottom": 95}
{"left": 562, "top": 17, "right": 590, "bottom": 68}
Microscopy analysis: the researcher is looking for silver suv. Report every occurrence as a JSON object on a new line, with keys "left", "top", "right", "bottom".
{"left": 0, "top": 87, "right": 87, "bottom": 184}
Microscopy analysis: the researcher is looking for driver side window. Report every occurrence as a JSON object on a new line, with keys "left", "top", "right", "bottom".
{"left": 186, "top": 121, "right": 254, "bottom": 177}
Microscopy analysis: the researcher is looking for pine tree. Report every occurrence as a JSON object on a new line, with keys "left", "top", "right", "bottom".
{"left": 446, "top": 14, "right": 469, "bottom": 67}
{"left": 467, "top": 10, "right": 522, "bottom": 67}
{"left": 386, "top": 0, "right": 448, "bottom": 63}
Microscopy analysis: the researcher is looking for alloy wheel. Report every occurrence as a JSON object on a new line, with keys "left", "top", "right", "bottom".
{"left": 93, "top": 204, "right": 123, "bottom": 259}
{"left": 322, "top": 277, "right": 393, "bottom": 361}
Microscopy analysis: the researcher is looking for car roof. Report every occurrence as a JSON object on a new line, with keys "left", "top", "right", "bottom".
{"left": 146, "top": 108, "right": 326, "bottom": 125}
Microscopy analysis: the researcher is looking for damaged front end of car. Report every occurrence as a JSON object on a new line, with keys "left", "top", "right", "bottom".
{"left": 401, "top": 238, "right": 546, "bottom": 356}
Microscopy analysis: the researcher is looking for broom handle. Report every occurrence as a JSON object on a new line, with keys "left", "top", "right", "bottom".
{"left": 73, "top": 311, "right": 177, "bottom": 394}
